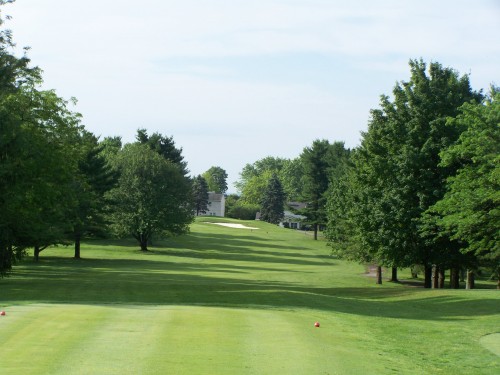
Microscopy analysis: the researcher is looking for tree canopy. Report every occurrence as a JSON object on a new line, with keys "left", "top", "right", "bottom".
{"left": 136, "top": 128, "right": 188, "bottom": 176}
{"left": 0, "top": 9, "right": 87, "bottom": 272}
{"left": 108, "top": 143, "right": 194, "bottom": 251}
{"left": 325, "top": 59, "right": 483, "bottom": 287}
{"left": 203, "top": 166, "right": 228, "bottom": 194}
{"left": 426, "top": 89, "right": 499, "bottom": 284}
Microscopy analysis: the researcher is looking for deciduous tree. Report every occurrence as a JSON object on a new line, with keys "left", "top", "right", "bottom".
{"left": 203, "top": 166, "right": 228, "bottom": 194}
{"left": 330, "top": 60, "right": 482, "bottom": 286}
{"left": 108, "top": 143, "right": 193, "bottom": 251}
{"left": 427, "top": 89, "right": 500, "bottom": 287}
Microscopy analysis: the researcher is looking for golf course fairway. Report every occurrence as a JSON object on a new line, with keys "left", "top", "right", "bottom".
{"left": 1, "top": 218, "right": 499, "bottom": 374}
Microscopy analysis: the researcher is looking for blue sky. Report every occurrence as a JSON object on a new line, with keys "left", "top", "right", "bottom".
{"left": 5, "top": 0, "right": 500, "bottom": 192}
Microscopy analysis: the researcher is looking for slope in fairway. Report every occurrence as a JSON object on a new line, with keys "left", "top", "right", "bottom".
{"left": 0, "top": 218, "right": 499, "bottom": 374}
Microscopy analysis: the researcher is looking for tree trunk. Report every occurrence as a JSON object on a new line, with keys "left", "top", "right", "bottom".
{"left": 376, "top": 266, "right": 382, "bottom": 285}
{"left": 450, "top": 267, "right": 460, "bottom": 289}
{"left": 411, "top": 266, "right": 418, "bottom": 279}
{"left": 497, "top": 274, "right": 500, "bottom": 290}
{"left": 313, "top": 223, "right": 318, "bottom": 240}
{"left": 466, "top": 270, "right": 475, "bottom": 290}
{"left": 34, "top": 246, "right": 41, "bottom": 262}
{"left": 432, "top": 265, "right": 439, "bottom": 289}
{"left": 389, "top": 267, "right": 398, "bottom": 282}
{"left": 140, "top": 234, "right": 149, "bottom": 251}
{"left": 460, "top": 268, "right": 466, "bottom": 282}
{"left": 438, "top": 268, "right": 445, "bottom": 288}
{"left": 424, "top": 265, "right": 432, "bottom": 288}
{"left": 74, "top": 234, "right": 81, "bottom": 259}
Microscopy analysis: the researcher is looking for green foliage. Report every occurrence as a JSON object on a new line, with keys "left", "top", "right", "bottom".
{"left": 427, "top": 89, "right": 500, "bottom": 277}
{"left": 301, "top": 139, "right": 348, "bottom": 239}
{"left": 108, "top": 143, "right": 194, "bottom": 251}
{"left": 136, "top": 128, "right": 188, "bottom": 175}
{"left": 259, "top": 173, "right": 285, "bottom": 224}
{"left": 0, "top": 18, "right": 85, "bottom": 270}
{"left": 225, "top": 197, "right": 260, "bottom": 220}
{"left": 202, "top": 166, "right": 228, "bottom": 194}
{"left": 325, "top": 152, "right": 366, "bottom": 261}
{"left": 98, "top": 136, "right": 122, "bottom": 161}
{"left": 67, "top": 131, "right": 119, "bottom": 258}
{"left": 192, "top": 175, "right": 210, "bottom": 215}
{"left": 236, "top": 156, "right": 307, "bottom": 206}
{"left": 235, "top": 156, "right": 287, "bottom": 201}
{"left": 240, "top": 170, "right": 273, "bottom": 205}
{"left": 279, "top": 157, "right": 304, "bottom": 201}
{"left": 326, "top": 60, "right": 483, "bottom": 286}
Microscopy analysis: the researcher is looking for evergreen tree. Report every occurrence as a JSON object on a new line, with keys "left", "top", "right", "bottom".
{"left": 68, "top": 131, "right": 118, "bottom": 259}
{"left": 136, "top": 128, "right": 188, "bottom": 175}
{"left": 301, "top": 140, "right": 348, "bottom": 240}
{"left": 260, "top": 174, "right": 285, "bottom": 224}
{"left": 192, "top": 175, "right": 210, "bottom": 216}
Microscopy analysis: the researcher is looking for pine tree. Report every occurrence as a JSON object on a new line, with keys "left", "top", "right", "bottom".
{"left": 260, "top": 174, "right": 285, "bottom": 224}
{"left": 192, "top": 175, "right": 210, "bottom": 216}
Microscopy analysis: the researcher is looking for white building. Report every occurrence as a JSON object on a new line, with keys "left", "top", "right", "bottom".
{"left": 279, "top": 210, "right": 306, "bottom": 229}
{"left": 204, "top": 192, "right": 225, "bottom": 217}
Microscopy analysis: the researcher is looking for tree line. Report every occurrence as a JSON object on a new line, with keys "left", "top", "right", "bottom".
{"left": 0, "top": 4, "right": 229, "bottom": 276}
{"left": 235, "top": 61, "right": 498, "bottom": 289}
{"left": 1, "top": 2, "right": 497, "bottom": 287}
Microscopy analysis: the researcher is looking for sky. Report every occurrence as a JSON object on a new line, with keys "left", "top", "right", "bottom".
{"left": 4, "top": 0, "right": 500, "bottom": 192}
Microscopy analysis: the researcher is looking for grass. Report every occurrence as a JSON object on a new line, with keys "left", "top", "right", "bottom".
{"left": 0, "top": 217, "right": 499, "bottom": 374}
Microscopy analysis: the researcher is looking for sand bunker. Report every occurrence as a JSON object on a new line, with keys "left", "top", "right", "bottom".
{"left": 206, "top": 222, "right": 259, "bottom": 230}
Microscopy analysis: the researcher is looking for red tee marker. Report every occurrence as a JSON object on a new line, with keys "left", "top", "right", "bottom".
{"left": 314, "top": 321, "right": 320, "bottom": 327}
{"left": 0, "top": 311, "right": 5, "bottom": 316}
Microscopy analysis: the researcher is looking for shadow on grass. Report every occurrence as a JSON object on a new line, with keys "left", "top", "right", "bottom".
{"left": 3, "top": 256, "right": 499, "bottom": 321}
{"left": 88, "top": 232, "right": 332, "bottom": 267}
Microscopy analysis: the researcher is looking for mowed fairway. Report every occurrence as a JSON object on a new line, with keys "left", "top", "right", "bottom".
{"left": 1, "top": 218, "right": 499, "bottom": 374}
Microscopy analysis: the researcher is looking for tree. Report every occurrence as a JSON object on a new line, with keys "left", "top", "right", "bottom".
{"left": 0, "top": 1, "right": 34, "bottom": 274}
{"left": 1, "top": 1, "right": 97, "bottom": 271}
{"left": 235, "top": 156, "right": 287, "bottom": 198}
{"left": 203, "top": 166, "right": 228, "bottom": 194}
{"left": 325, "top": 151, "right": 360, "bottom": 258}
{"left": 136, "top": 128, "right": 188, "bottom": 175}
{"left": 192, "top": 175, "right": 210, "bottom": 216}
{"left": 260, "top": 174, "right": 285, "bottom": 224}
{"left": 427, "top": 89, "right": 500, "bottom": 287}
{"left": 301, "top": 140, "right": 348, "bottom": 240}
{"left": 279, "top": 158, "right": 304, "bottom": 202}
{"left": 68, "top": 131, "right": 118, "bottom": 259}
{"left": 330, "top": 60, "right": 482, "bottom": 287}
{"left": 240, "top": 170, "right": 274, "bottom": 206}
{"left": 108, "top": 143, "right": 193, "bottom": 251}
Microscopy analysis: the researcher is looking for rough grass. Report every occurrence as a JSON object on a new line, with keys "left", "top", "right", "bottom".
{"left": 0, "top": 217, "right": 499, "bottom": 374}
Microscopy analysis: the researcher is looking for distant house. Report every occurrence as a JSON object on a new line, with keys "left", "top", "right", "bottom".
{"left": 255, "top": 201, "right": 307, "bottom": 229}
{"left": 279, "top": 210, "right": 306, "bottom": 229}
{"left": 204, "top": 192, "right": 225, "bottom": 217}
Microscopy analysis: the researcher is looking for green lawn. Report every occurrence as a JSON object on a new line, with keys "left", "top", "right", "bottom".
{"left": 1, "top": 218, "right": 499, "bottom": 374}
